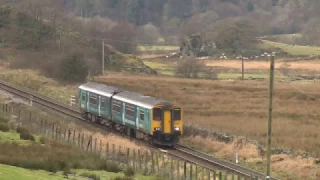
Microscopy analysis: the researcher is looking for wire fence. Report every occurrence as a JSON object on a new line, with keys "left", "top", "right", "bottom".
{"left": 0, "top": 102, "right": 262, "bottom": 180}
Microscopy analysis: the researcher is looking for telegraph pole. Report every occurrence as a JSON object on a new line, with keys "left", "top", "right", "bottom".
{"left": 241, "top": 55, "right": 244, "bottom": 80}
{"left": 266, "top": 52, "right": 275, "bottom": 180}
{"left": 102, "top": 40, "right": 105, "bottom": 76}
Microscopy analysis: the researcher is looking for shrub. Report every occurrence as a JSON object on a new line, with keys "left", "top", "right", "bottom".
{"left": 19, "top": 131, "right": 35, "bottom": 141}
{"left": 16, "top": 126, "right": 29, "bottom": 134}
{"left": 39, "top": 136, "right": 48, "bottom": 144}
{"left": 113, "top": 177, "right": 134, "bottom": 180}
{"left": 0, "top": 118, "right": 8, "bottom": 124}
{"left": 80, "top": 172, "right": 100, "bottom": 180}
{"left": 123, "top": 167, "right": 135, "bottom": 177}
{"left": 63, "top": 165, "right": 71, "bottom": 176}
{"left": 99, "top": 162, "right": 121, "bottom": 173}
{"left": 0, "top": 123, "right": 10, "bottom": 132}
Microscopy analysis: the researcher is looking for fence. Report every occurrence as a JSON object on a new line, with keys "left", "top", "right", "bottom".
{"left": 0, "top": 102, "right": 258, "bottom": 180}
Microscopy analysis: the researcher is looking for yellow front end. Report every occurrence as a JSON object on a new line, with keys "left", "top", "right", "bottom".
{"left": 150, "top": 105, "right": 183, "bottom": 146}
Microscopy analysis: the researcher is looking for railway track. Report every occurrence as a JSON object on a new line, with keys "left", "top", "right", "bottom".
{"left": 0, "top": 80, "right": 277, "bottom": 180}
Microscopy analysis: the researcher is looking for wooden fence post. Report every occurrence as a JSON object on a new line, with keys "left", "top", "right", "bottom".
{"left": 127, "top": 148, "right": 130, "bottom": 166}
{"left": 151, "top": 151, "right": 155, "bottom": 173}
{"left": 144, "top": 151, "right": 148, "bottom": 175}
{"left": 138, "top": 149, "right": 142, "bottom": 172}
{"left": 177, "top": 160, "right": 180, "bottom": 180}
{"left": 207, "top": 170, "right": 210, "bottom": 180}
{"left": 183, "top": 161, "right": 187, "bottom": 180}
{"left": 195, "top": 165, "right": 198, "bottom": 180}
{"left": 133, "top": 149, "right": 136, "bottom": 171}
{"left": 73, "top": 130, "right": 76, "bottom": 144}
{"left": 219, "top": 171, "right": 222, "bottom": 180}
{"left": 94, "top": 138, "right": 97, "bottom": 153}
{"left": 112, "top": 144, "right": 115, "bottom": 162}
{"left": 106, "top": 142, "right": 109, "bottom": 161}
{"left": 100, "top": 139, "right": 102, "bottom": 157}
{"left": 190, "top": 163, "right": 193, "bottom": 180}
{"left": 170, "top": 158, "right": 174, "bottom": 180}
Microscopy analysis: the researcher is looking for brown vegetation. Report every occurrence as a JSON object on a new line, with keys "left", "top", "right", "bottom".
{"left": 95, "top": 73, "right": 320, "bottom": 155}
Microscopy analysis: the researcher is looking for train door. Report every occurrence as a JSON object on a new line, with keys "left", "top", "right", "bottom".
{"left": 163, "top": 109, "right": 172, "bottom": 134}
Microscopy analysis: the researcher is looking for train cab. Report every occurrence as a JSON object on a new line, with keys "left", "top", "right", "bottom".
{"left": 151, "top": 104, "right": 183, "bottom": 146}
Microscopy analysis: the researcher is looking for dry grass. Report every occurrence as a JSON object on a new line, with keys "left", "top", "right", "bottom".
{"left": 182, "top": 136, "right": 320, "bottom": 180}
{"left": 95, "top": 73, "right": 320, "bottom": 154}
{"left": 206, "top": 59, "right": 320, "bottom": 71}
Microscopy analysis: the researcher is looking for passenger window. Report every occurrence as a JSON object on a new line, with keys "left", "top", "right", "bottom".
{"left": 82, "top": 93, "right": 86, "bottom": 101}
{"left": 173, "top": 108, "right": 181, "bottom": 121}
{"left": 101, "top": 97, "right": 107, "bottom": 108}
{"left": 140, "top": 110, "right": 144, "bottom": 121}
{"left": 153, "top": 108, "right": 161, "bottom": 121}
{"left": 89, "top": 94, "right": 97, "bottom": 105}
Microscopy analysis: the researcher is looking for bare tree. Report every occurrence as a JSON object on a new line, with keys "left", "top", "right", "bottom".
{"left": 175, "top": 57, "right": 216, "bottom": 79}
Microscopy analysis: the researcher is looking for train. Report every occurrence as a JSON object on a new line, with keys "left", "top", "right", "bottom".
{"left": 78, "top": 82, "right": 183, "bottom": 146}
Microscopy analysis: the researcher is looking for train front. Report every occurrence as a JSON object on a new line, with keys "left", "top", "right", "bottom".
{"left": 151, "top": 104, "right": 183, "bottom": 146}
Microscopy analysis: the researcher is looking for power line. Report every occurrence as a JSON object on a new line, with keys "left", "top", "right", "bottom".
{"left": 276, "top": 69, "right": 320, "bottom": 101}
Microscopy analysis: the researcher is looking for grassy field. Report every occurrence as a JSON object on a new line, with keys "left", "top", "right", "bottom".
{"left": 95, "top": 73, "right": 320, "bottom": 154}
{"left": 137, "top": 45, "right": 179, "bottom": 52}
{"left": 0, "top": 164, "right": 82, "bottom": 180}
{"left": 259, "top": 40, "right": 320, "bottom": 56}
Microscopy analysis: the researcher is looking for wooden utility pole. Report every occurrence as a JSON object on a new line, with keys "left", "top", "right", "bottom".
{"left": 102, "top": 40, "right": 105, "bottom": 76}
{"left": 266, "top": 53, "right": 275, "bottom": 180}
{"left": 241, "top": 55, "right": 244, "bottom": 80}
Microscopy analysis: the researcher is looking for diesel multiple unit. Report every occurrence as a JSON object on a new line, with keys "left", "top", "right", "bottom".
{"left": 78, "top": 82, "right": 183, "bottom": 146}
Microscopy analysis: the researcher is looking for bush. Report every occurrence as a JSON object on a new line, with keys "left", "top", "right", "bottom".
{"left": 39, "top": 136, "right": 48, "bottom": 144}
{"left": 80, "top": 172, "right": 100, "bottom": 180}
{"left": 99, "top": 162, "right": 121, "bottom": 173}
{"left": 17, "top": 127, "right": 35, "bottom": 141}
{"left": 0, "top": 123, "right": 10, "bottom": 132}
{"left": 63, "top": 165, "right": 71, "bottom": 176}
{"left": 113, "top": 177, "right": 134, "bottom": 180}
{"left": 123, "top": 167, "right": 135, "bottom": 177}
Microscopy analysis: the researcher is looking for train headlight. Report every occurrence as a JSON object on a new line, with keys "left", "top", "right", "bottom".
{"left": 154, "top": 127, "right": 160, "bottom": 131}
{"left": 174, "top": 127, "right": 180, "bottom": 131}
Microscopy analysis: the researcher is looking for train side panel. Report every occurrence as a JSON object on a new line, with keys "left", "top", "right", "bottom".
{"left": 123, "top": 102, "right": 136, "bottom": 129}
{"left": 111, "top": 98, "right": 123, "bottom": 124}
{"left": 136, "top": 106, "right": 151, "bottom": 134}
{"left": 99, "top": 96, "right": 111, "bottom": 119}
{"left": 79, "top": 89, "right": 87, "bottom": 112}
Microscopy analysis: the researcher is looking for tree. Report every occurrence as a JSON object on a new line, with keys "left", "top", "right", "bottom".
{"left": 213, "top": 18, "right": 258, "bottom": 53}
{"left": 175, "top": 57, "right": 215, "bottom": 79}
{"left": 247, "top": 1, "right": 254, "bottom": 12}
{"left": 301, "top": 18, "right": 320, "bottom": 46}
{"left": 166, "top": 0, "right": 193, "bottom": 20}
{"left": 137, "top": 23, "right": 160, "bottom": 44}
{"left": 126, "top": 0, "right": 143, "bottom": 26}
{"left": 107, "top": 22, "right": 137, "bottom": 54}
{"left": 58, "top": 51, "right": 89, "bottom": 83}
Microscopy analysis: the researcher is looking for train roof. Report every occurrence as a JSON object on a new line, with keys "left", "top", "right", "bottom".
{"left": 113, "top": 90, "right": 172, "bottom": 109}
{"left": 79, "top": 82, "right": 121, "bottom": 97}
{"left": 79, "top": 82, "right": 174, "bottom": 109}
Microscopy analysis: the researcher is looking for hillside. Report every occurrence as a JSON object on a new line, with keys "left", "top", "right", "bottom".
{"left": 0, "top": 3, "right": 156, "bottom": 85}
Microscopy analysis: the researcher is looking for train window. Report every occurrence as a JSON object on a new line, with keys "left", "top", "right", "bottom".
{"left": 153, "top": 108, "right": 161, "bottom": 121}
{"left": 112, "top": 100, "right": 121, "bottom": 113}
{"left": 173, "top": 108, "right": 181, "bottom": 121}
{"left": 140, "top": 110, "right": 144, "bottom": 121}
{"left": 89, "top": 94, "right": 97, "bottom": 105}
{"left": 81, "top": 93, "right": 86, "bottom": 101}
{"left": 125, "top": 104, "right": 135, "bottom": 119}
{"left": 101, "top": 97, "right": 106, "bottom": 109}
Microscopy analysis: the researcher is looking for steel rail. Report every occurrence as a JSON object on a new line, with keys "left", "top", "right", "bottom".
{"left": 0, "top": 80, "right": 277, "bottom": 180}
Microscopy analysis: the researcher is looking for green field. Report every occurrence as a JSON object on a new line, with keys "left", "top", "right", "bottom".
{"left": 0, "top": 164, "right": 162, "bottom": 180}
{"left": 137, "top": 45, "right": 179, "bottom": 52}
{"left": 259, "top": 39, "right": 320, "bottom": 56}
